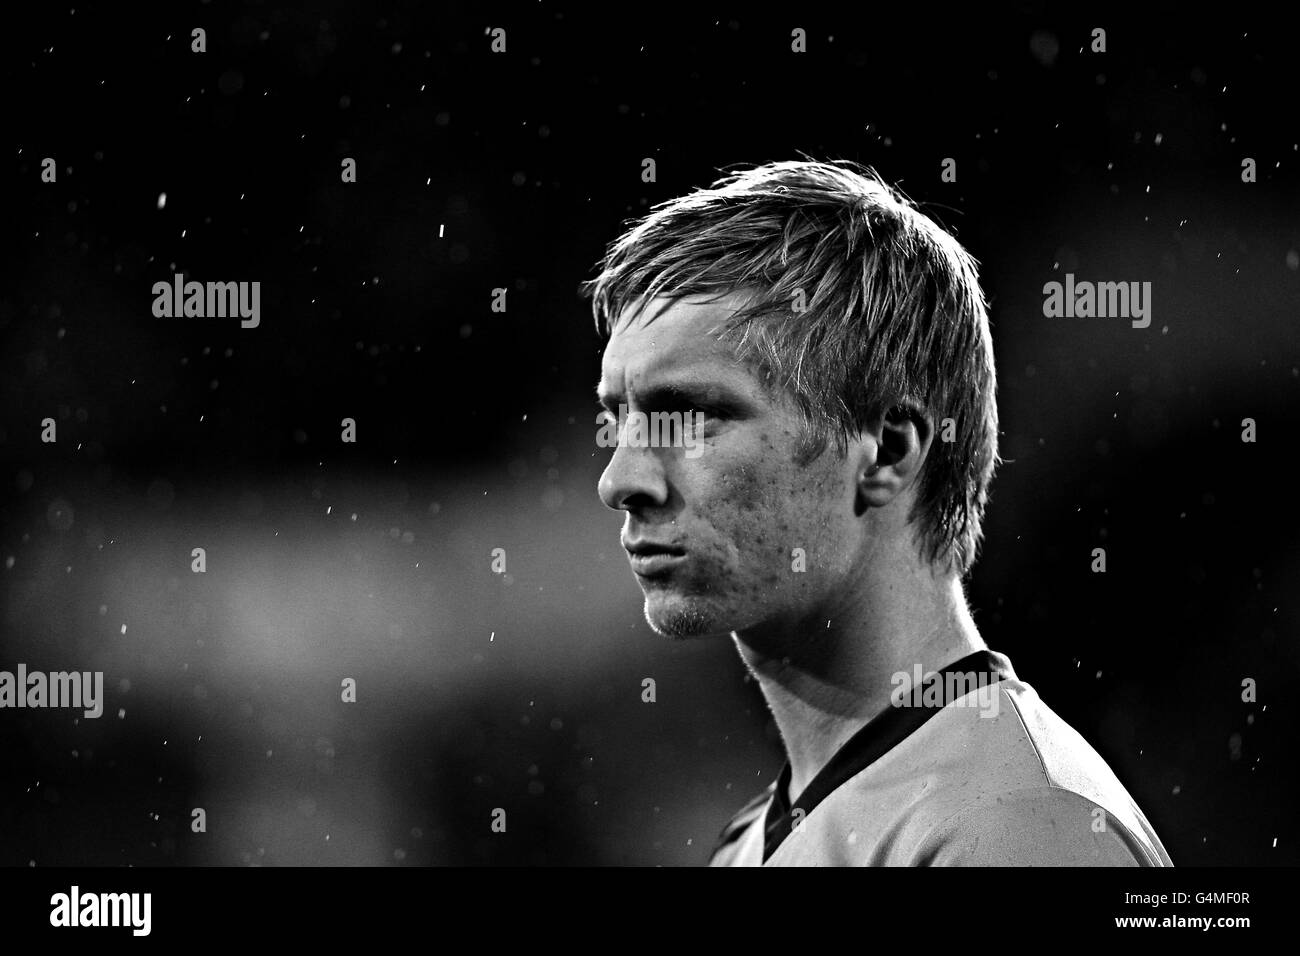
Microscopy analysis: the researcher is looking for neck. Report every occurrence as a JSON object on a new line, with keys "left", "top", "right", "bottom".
{"left": 731, "top": 545, "right": 985, "bottom": 803}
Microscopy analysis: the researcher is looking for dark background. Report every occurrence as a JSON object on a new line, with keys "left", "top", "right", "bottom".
{"left": 1, "top": 1, "right": 1296, "bottom": 865}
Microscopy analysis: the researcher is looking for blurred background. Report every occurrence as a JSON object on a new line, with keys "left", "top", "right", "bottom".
{"left": 1, "top": 2, "right": 1297, "bottom": 865}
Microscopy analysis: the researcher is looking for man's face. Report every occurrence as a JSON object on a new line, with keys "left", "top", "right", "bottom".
{"left": 597, "top": 293, "right": 867, "bottom": 639}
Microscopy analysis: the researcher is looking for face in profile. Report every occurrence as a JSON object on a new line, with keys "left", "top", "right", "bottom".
{"left": 597, "top": 293, "right": 868, "bottom": 640}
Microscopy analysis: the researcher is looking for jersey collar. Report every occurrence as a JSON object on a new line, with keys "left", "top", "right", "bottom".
{"left": 761, "top": 648, "right": 1017, "bottom": 863}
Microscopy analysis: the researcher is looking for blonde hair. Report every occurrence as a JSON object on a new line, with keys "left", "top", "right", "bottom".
{"left": 582, "top": 159, "right": 1000, "bottom": 576}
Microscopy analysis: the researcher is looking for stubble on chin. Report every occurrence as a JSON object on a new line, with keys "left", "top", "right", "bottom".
{"left": 644, "top": 595, "right": 722, "bottom": 640}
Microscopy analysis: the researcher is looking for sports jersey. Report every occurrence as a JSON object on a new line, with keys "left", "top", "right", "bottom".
{"left": 709, "top": 649, "right": 1172, "bottom": 866}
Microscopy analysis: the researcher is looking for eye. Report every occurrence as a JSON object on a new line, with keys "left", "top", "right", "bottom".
{"left": 683, "top": 408, "right": 720, "bottom": 436}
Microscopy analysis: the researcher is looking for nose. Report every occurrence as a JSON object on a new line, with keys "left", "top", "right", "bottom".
{"left": 598, "top": 439, "right": 670, "bottom": 512}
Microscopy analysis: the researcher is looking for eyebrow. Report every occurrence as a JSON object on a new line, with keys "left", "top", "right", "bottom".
{"left": 595, "top": 378, "right": 745, "bottom": 413}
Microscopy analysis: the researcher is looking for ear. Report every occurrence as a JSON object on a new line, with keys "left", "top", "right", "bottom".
{"left": 856, "top": 405, "right": 933, "bottom": 511}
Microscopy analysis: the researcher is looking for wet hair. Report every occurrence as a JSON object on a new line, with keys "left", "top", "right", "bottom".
{"left": 582, "top": 159, "right": 1000, "bottom": 576}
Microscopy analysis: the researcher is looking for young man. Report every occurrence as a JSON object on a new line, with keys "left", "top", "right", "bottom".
{"left": 582, "top": 160, "right": 1172, "bottom": 866}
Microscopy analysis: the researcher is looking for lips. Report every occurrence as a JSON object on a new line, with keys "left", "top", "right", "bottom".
{"left": 623, "top": 539, "right": 686, "bottom": 577}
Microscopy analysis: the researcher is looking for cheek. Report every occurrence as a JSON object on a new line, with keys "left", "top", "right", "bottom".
{"left": 695, "top": 431, "right": 838, "bottom": 570}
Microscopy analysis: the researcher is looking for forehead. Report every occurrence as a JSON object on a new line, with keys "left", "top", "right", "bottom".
{"left": 599, "top": 292, "right": 758, "bottom": 393}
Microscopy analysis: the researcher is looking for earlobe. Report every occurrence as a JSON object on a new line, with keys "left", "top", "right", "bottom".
{"left": 856, "top": 408, "right": 929, "bottom": 510}
{"left": 857, "top": 460, "right": 901, "bottom": 510}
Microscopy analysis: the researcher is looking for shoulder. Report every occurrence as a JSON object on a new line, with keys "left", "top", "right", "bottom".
{"left": 913, "top": 785, "right": 1170, "bottom": 866}
{"left": 898, "top": 680, "right": 1173, "bottom": 866}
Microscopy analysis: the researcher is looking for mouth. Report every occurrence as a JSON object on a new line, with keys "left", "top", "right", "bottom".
{"left": 623, "top": 540, "right": 687, "bottom": 578}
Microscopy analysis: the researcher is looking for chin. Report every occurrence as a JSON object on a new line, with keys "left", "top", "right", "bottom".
{"left": 643, "top": 593, "right": 733, "bottom": 639}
